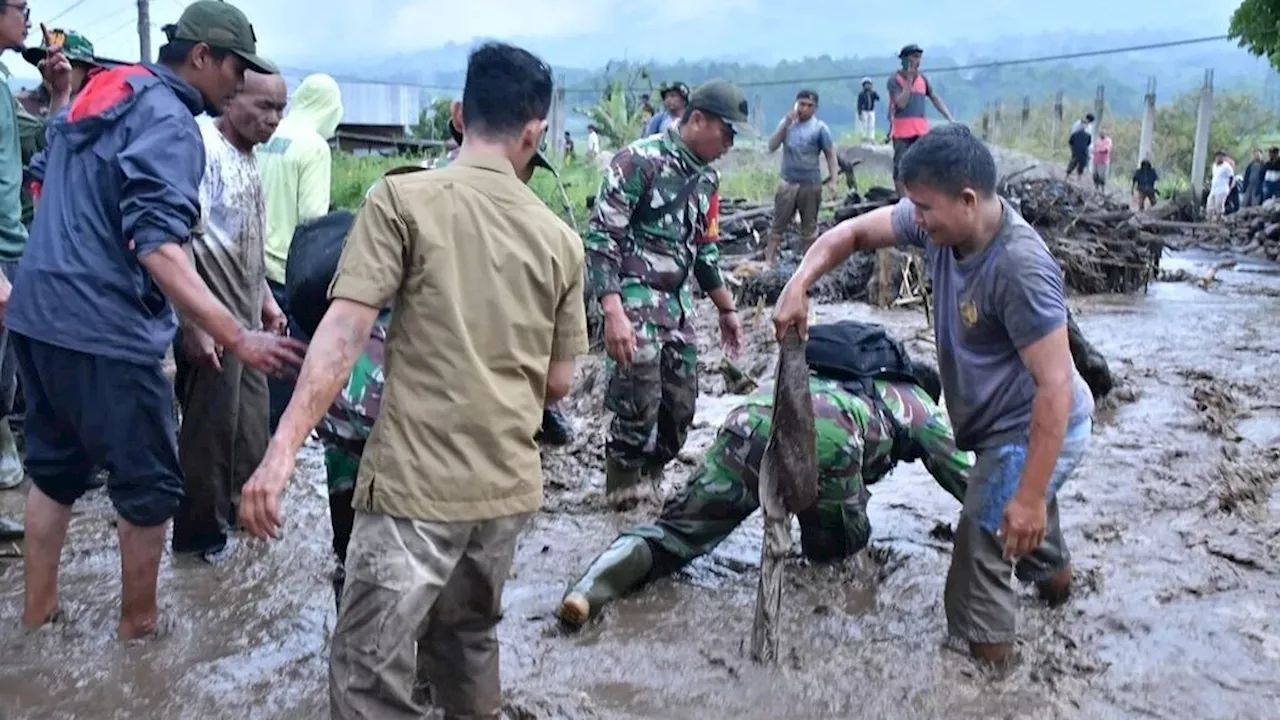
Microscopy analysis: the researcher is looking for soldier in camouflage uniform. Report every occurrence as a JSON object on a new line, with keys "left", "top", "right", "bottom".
{"left": 585, "top": 79, "right": 751, "bottom": 510}
{"left": 556, "top": 355, "right": 974, "bottom": 628}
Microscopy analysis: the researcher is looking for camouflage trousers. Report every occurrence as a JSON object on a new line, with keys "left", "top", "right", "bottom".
{"left": 324, "top": 442, "right": 361, "bottom": 567}
{"left": 604, "top": 332, "right": 698, "bottom": 471}
{"left": 621, "top": 406, "right": 872, "bottom": 576}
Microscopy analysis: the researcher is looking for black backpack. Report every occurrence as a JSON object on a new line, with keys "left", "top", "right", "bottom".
{"left": 804, "top": 321, "right": 921, "bottom": 462}
{"left": 285, "top": 209, "right": 357, "bottom": 342}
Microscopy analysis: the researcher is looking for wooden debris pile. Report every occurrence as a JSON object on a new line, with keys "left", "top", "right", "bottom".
{"left": 715, "top": 189, "right": 898, "bottom": 256}
{"left": 1212, "top": 203, "right": 1280, "bottom": 261}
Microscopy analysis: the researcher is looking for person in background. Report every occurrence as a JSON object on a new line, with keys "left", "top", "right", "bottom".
{"left": 256, "top": 72, "right": 344, "bottom": 432}
{"left": 1206, "top": 151, "right": 1234, "bottom": 222}
{"left": 638, "top": 93, "right": 654, "bottom": 124}
{"left": 643, "top": 81, "right": 688, "bottom": 136}
{"left": 887, "top": 44, "right": 954, "bottom": 195}
{"left": 563, "top": 129, "right": 574, "bottom": 158}
{"left": 1261, "top": 147, "right": 1280, "bottom": 202}
{"left": 773, "top": 125, "right": 1094, "bottom": 667}
{"left": 586, "top": 123, "right": 601, "bottom": 158}
{"left": 1066, "top": 122, "right": 1091, "bottom": 184}
{"left": 857, "top": 76, "right": 879, "bottom": 142}
{"left": 1131, "top": 159, "right": 1159, "bottom": 211}
{"left": 9, "top": 0, "right": 302, "bottom": 641}
{"left": 238, "top": 41, "right": 589, "bottom": 718}
{"left": 1070, "top": 112, "right": 1095, "bottom": 136}
{"left": 1091, "top": 131, "right": 1112, "bottom": 190}
{"left": 172, "top": 70, "right": 288, "bottom": 562}
{"left": 1242, "top": 149, "right": 1265, "bottom": 207}
{"left": 764, "top": 88, "right": 838, "bottom": 266}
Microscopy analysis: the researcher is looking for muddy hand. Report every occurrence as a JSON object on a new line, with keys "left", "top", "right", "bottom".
{"left": 771, "top": 278, "right": 810, "bottom": 341}
{"left": 719, "top": 309, "right": 743, "bottom": 357}
{"left": 230, "top": 331, "right": 307, "bottom": 378}
{"left": 239, "top": 452, "right": 295, "bottom": 540}
{"left": 999, "top": 492, "right": 1047, "bottom": 560}
{"left": 603, "top": 307, "right": 636, "bottom": 367}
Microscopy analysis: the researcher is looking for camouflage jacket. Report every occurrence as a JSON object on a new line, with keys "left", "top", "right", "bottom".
{"left": 583, "top": 127, "right": 724, "bottom": 333}
{"left": 726, "top": 375, "right": 973, "bottom": 555}
{"left": 318, "top": 308, "right": 392, "bottom": 445}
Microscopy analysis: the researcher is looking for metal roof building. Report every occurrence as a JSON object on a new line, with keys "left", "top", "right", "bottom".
{"left": 281, "top": 72, "right": 434, "bottom": 129}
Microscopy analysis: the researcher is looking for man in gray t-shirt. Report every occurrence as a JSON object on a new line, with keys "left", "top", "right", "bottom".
{"left": 771, "top": 124, "right": 1093, "bottom": 667}
{"left": 763, "top": 89, "right": 837, "bottom": 266}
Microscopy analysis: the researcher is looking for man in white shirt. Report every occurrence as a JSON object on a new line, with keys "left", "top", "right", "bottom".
{"left": 586, "top": 124, "right": 601, "bottom": 158}
{"left": 1206, "top": 151, "right": 1235, "bottom": 222}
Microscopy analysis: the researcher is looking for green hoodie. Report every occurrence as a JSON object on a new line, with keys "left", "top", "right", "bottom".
{"left": 257, "top": 73, "right": 344, "bottom": 284}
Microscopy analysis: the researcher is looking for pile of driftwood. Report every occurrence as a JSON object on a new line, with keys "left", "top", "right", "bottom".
{"left": 1208, "top": 203, "right": 1280, "bottom": 261}
{"left": 715, "top": 189, "right": 898, "bottom": 253}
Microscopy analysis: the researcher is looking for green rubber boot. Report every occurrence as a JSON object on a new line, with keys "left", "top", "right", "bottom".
{"left": 605, "top": 458, "right": 655, "bottom": 511}
{"left": 557, "top": 535, "right": 654, "bottom": 629}
{"left": 0, "top": 422, "right": 24, "bottom": 490}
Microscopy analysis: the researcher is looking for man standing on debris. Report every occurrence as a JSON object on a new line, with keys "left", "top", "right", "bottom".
{"left": 1263, "top": 147, "right": 1280, "bottom": 202}
{"left": 1091, "top": 131, "right": 1112, "bottom": 190}
{"left": 257, "top": 72, "right": 344, "bottom": 432}
{"left": 9, "top": 1, "right": 301, "bottom": 640}
{"left": 1069, "top": 112, "right": 1094, "bottom": 136}
{"left": 1131, "top": 159, "right": 1159, "bottom": 211}
{"left": 1207, "top": 151, "right": 1234, "bottom": 222}
{"left": 172, "top": 70, "right": 289, "bottom": 561}
{"left": 764, "top": 89, "right": 838, "bottom": 266}
{"left": 643, "top": 81, "right": 689, "bottom": 136}
{"left": 585, "top": 79, "right": 747, "bottom": 510}
{"left": 557, "top": 322, "right": 974, "bottom": 628}
{"left": 1066, "top": 122, "right": 1091, "bottom": 183}
{"left": 773, "top": 125, "right": 1095, "bottom": 667}
{"left": 888, "top": 44, "right": 953, "bottom": 194}
{"left": 857, "top": 77, "right": 879, "bottom": 142}
{"left": 1242, "top": 149, "right": 1265, "bottom": 207}
{"left": 238, "top": 42, "right": 589, "bottom": 718}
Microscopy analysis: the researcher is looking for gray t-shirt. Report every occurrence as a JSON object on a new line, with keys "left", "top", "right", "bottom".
{"left": 891, "top": 198, "right": 1094, "bottom": 451}
{"left": 778, "top": 117, "right": 833, "bottom": 185}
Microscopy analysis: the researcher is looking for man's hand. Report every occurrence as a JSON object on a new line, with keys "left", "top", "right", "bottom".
{"left": 0, "top": 272, "right": 10, "bottom": 320}
{"left": 180, "top": 326, "right": 223, "bottom": 370}
{"left": 771, "top": 278, "right": 811, "bottom": 341}
{"left": 228, "top": 331, "right": 307, "bottom": 378}
{"left": 262, "top": 296, "right": 287, "bottom": 336}
{"left": 999, "top": 490, "right": 1047, "bottom": 560}
{"left": 603, "top": 306, "right": 636, "bottom": 366}
{"left": 827, "top": 181, "right": 839, "bottom": 202}
{"left": 784, "top": 107, "right": 799, "bottom": 125}
{"left": 719, "top": 309, "right": 743, "bottom": 357}
{"left": 239, "top": 449, "right": 296, "bottom": 539}
{"left": 36, "top": 25, "right": 71, "bottom": 99}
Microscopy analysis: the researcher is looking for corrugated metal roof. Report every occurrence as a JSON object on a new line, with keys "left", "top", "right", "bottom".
{"left": 282, "top": 72, "right": 432, "bottom": 128}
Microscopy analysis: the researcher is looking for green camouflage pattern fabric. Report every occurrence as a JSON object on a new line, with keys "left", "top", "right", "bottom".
{"left": 604, "top": 338, "right": 697, "bottom": 470}
{"left": 622, "top": 376, "right": 974, "bottom": 563}
{"left": 317, "top": 308, "right": 391, "bottom": 452}
{"left": 584, "top": 126, "right": 724, "bottom": 343}
{"left": 324, "top": 443, "right": 361, "bottom": 495}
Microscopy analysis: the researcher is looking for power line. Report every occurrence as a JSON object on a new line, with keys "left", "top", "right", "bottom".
{"left": 47, "top": 0, "right": 91, "bottom": 23}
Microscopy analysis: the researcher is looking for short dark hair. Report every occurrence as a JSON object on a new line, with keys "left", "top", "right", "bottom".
{"left": 461, "top": 42, "right": 553, "bottom": 140}
{"left": 796, "top": 89, "right": 819, "bottom": 103}
{"left": 909, "top": 360, "right": 943, "bottom": 403}
{"left": 156, "top": 39, "right": 230, "bottom": 67}
{"left": 1085, "top": 113, "right": 1095, "bottom": 122}
{"left": 898, "top": 124, "right": 997, "bottom": 198}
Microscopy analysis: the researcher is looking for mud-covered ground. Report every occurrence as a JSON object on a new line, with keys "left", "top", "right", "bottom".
{"left": 1, "top": 250, "right": 1279, "bottom": 719}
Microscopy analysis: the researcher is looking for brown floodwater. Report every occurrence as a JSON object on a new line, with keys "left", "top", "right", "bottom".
{"left": 1, "top": 249, "right": 1278, "bottom": 720}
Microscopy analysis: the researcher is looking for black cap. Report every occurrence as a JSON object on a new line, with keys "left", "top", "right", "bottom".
{"left": 686, "top": 79, "right": 751, "bottom": 134}
{"left": 899, "top": 43, "right": 923, "bottom": 59}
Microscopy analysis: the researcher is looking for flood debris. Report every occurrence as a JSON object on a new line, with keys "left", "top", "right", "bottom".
{"left": 1190, "top": 382, "right": 1242, "bottom": 441}
{"left": 1215, "top": 448, "right": 1280, "bottom": 518}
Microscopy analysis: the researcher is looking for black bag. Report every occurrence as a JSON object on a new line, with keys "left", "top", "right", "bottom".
{"left": 805, "top": 320, "right": 920, "bottom": 461}
{"left": 285, "top": 210, "right": 356, "bottom": 342}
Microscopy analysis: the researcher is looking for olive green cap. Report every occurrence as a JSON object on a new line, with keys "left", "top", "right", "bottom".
{"left": 169, "top": 1, "right": 276, "bottom": 74}
{"left": 687, "top": 79, "right": 751, "bottom": 134}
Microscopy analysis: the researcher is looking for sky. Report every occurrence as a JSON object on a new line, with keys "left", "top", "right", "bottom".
{"left": 13, "top": 0, "right": 1247, "bottom": 80}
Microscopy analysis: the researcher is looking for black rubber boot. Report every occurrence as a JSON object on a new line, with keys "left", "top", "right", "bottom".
{"left": 557, "top": 535, "right": 654, "bottom": 629}
{"left": 536, "top": 405, "right": 575, "bottom": 447}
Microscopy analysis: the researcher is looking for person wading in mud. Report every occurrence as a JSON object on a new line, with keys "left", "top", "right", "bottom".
{"left": 9, "top": 1, "right": 299, "bottom": 640}
{"left": 763, "top": 89, "right": 839, "bottom": 266}
{"left": 171, "top": 70, "right": 289, "bottom": 562}
{"left": 585, "top": 79, "right": 747, "bottom": 510}
{"left": 888, "top": 44, "right": 953, "bottom": 196}
{"left": 238, "top": 42, "right": 589, "bottom": 719}
{"left": 557, "top": 322, "right": 975, "bottom": 627}
{"left": 773, "top": 125, "right": 1095, "bottom": 667}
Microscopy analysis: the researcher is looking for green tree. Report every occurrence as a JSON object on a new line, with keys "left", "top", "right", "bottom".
{"left": 574, "top": 64, "right": 654, "bottom": 149}
{"left": 1229, "top": 0, "right": 1280, "bottom": 69}
{"left": 412, "top": 97, "right": 455, "bottom": 141}
{"left": 1155, "top": 90, "right": 1275, "bottom": 180}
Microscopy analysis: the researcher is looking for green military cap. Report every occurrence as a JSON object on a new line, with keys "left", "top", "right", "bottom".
{"left": 168, "top": 0, "right": 276, "bottom": 74}
{"left": 21, "top": 29, "right": 118, "bottom": 68}
{"left": 687, "top": 79, "right": 751, "bottom": 134}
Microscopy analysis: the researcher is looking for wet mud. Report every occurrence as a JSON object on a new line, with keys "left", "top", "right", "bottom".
{"left": 2, "top": 249, "right": 1279, "bottom": 719}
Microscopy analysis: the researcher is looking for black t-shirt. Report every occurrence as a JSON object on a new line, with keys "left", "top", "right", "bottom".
{"left": 1068, "top": 129, "right": 1091, "bottom": 156}
{"left": 1132, "top": 166, "right": 1158, "bottom": 192}
{"left": 857, "top": 90, "right": 880, "bottom": 112}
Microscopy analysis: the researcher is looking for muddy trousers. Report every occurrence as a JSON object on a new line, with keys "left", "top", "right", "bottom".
{"left": 768, "top": 181, "right": 823, "bottom": 253}
{"left": 604, "top": 338, "right": 697, "bottom": 472}
{"left": 171, "top": 342, "right": 270, "bottom": 554}
{"left": 329, "top": 511, "right": 529, "bottom": 720}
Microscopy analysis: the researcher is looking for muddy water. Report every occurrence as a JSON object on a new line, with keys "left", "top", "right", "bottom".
{"left": 2, "top": 250, "right": 1279, "bottom": 720}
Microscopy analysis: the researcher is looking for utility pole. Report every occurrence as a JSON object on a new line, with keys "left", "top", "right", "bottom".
{"left": 1191, "top": 69, "right": 1214, "bottom": 198}
{"left": 137, "top": 0, "right": 151, "bottom": 63}
{"left": 1138, "top": 77, "right": 1156, "bottom": 164}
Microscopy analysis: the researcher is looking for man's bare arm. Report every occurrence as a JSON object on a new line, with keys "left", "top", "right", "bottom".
{"left": 546, "top": 359, "right": 575, "bottom": 404}
{"left": 823, "top": 145, "right": 839, "bottom": 188}
{"left": 767, "top": 119, "right": 789, "bottom": 153}
{"left": 138, "top": 243, "right": 244, "bottom": 349}
{"left": 266, "top": 298, "right": 379, "bottom": 459}
{"left": 1015, "top": 325, "right": 1074, "bottom": 499}
{"left": 928, "top": 91, "right": 955, "bottom": 123}
{"left": 790, "top": 205, "right": 898, "bottom": 291}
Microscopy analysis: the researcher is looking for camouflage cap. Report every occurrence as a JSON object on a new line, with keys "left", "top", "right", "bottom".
{"left": 687, "top": 79, "right": 751, "bottom": 134}
{"left": 448, "top": 118, "right": 555, "bottom": 176}
{"left": 167, "top": 0, "right": 276, "bottom": 74}
{"left": 659, "top": 81, "right": 690, "bottom": 100}
{"left": 22, "top": 29, "right": 101, "bottom": 68}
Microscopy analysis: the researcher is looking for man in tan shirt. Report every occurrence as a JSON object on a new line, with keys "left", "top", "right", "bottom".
{"left": 238, "top": 42, "right": 588, "bottom": 718}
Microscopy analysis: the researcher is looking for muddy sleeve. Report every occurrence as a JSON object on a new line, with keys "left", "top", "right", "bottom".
{"left": 327, "top": 179, "right": 407, "bottom": 310}
{"left": 993, "top": 242, "right": 1068, "bottom": 350}
{"left": 910, "top": 393, "right": 973, "bottom": 504}
{"left": 890, "top": 198, "right": 929, "bottom": 249}
{"left": 120, "top": 115, "right": 203, "bottom": 256}
{"left": 583, "top": 148, "right": 649, "bottom": 300}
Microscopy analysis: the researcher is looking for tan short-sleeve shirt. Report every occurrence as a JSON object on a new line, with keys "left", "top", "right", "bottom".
{"left": 328, "top": 153, "right": 589, "bottom": 522}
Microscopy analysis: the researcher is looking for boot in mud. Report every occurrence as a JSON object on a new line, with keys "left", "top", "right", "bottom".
{"left": 557, "top": 535, "right": 654, "bottom": 629}
{"left": 0, "top": 421, "right": 24, "bottom": 490}
{"left": 1037, "top": 563, "right": 1073, "bottom": 607}
{"left": 536, "top": 405, "right": 575, "bottom": 447}
{"left": 605, "top": 459, "right": 655, "bottom": 511}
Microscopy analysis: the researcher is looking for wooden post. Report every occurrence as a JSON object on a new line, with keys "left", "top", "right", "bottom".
{"left": 1020, "top": 95, "right": 1031, "bottom": 131}
{"left": 1052, "top": 90, "right": 1064, "bottom": 141}
{"left": 137, "top": 0, "right": 151, "bottom": 63}
{"left": 1093, "top": 85, "right": 1106, "bottom": 133}
{"left": 549, "top": 78, "right": 566, "bottom": 160}
{"left": 752, "top": 92, "right": 762, "bottom": 135}
{"left": 992, "top": 100, "right": 1003, "bottom": 143}
{"left": 1139, "top": 77, "right": 1156, "bottom": 164}
{"left": 980, "top": 104, "right": 990, "bottom": 141}
{"left": 1191, "top": 69, "right": 1214, "bottom": 197}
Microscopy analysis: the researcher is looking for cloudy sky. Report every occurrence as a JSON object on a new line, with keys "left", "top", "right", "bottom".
{"left": 14, "top": 0, "right": 1245, "bottom": 80}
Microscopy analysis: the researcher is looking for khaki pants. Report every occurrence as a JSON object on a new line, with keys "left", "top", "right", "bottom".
{"left": 768, "top": 181, "right": 823, "bottom": 250}
{"left": 329, "top": 510, "right": 530, "bottom": 720}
